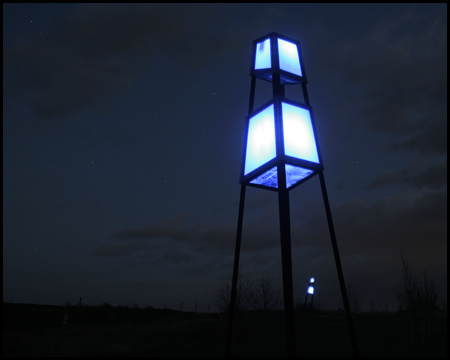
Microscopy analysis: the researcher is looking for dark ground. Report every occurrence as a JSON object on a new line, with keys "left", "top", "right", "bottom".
{"left": 3, "top": 302, "right": 447, "bottom": 357}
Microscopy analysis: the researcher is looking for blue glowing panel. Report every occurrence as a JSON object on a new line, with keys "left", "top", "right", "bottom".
{"left": 244, "top": 105, "right": 276, "bottom": 175}
{"left": 254, "top": 38, "right": 271, "bottom": 70}
{"left": 282, "top": 103, "right": 319, "bottom": 164}
{"left": 307, "top": 285, "right": 314, "bottom": 295}
{"left": 249, "top": 166, "right": 278, "bottom": 188}
{"left": 310, "top": 277, "right": 315, "bottom": 283}
{"left": 249, "top": 165, "right": 314, "bottom": 189}
{"left": 285, "top": 164, "right": 314, "bottom": 188}
{"left": 278, "top": 38, "right": 302, "bottom": 77}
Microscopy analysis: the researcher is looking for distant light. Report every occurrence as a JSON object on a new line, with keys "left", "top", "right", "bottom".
{"left": 307, "top": 285, "right": 314, "bottom": 295}
{"left": 278, "top": 38, "right": 302, "bottom": 77}
{"left": 244, "top": 105, "right": 276, "bottom": 175}
{"left": 254, "top": 38, "right": 271, "bottom": 70}
{"left": 310, "top": 277, "right": 315, "bottom": 283}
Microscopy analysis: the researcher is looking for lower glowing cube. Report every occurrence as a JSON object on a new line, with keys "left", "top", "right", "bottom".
{"left": 242, "top": 100, "right": 320, "bottom": 189}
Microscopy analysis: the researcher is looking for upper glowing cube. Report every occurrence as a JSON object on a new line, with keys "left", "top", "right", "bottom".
{"left": 252, "top": 32, "right": 305, "bottom": 84}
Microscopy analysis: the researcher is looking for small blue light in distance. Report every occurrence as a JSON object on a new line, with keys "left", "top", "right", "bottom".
{"left": 278, "top": 38, "right": 302, "bottom": 76}
{"left": 307, "top": 285, "right": 314, "bottom": 295}
{"left": 254, "top": 38, "right": 271, "bottom": 70}
{"left": 244, "top": 105, "right": 276, "bottom": 175}
{"left": 282, "top": 102, "right": 319, "bottom": 164}
{"left": 310, "top": 277, "right": 315, "bottom": 283}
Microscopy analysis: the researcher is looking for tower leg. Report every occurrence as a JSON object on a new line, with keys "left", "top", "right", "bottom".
{"left": 226, "top": 184, "right": 246, "bottom": 357}
{"left": 318, "top": 171, "right": 359, "bottom": 356}
{"left": 301, "top": 293, "right": 308, "bottom": 316}
{"left": 278, "top": 165, "right": 296, "bottom": 357}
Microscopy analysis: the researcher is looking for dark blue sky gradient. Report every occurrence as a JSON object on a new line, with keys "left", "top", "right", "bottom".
{"left": 3, "top": 4, "right": 447, "bottom": 311}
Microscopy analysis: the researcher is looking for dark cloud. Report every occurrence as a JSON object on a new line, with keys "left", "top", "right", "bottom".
{"left": 93, "top": 239, "right": 149, "bottom": 257}
{"left": 96, "top": 179, "right": 446, "bottom": 276}
{"left": 366, "top": 161, "right": 447, "bottom": 190}
{"left": 410, "top": 162, "right": 447, "bottom": 190}
{"left": 3, "top": 4, "right": 247, "bottom": 120}
{"left": 161, "top": 248, "right": 194, "bottom": 264}
{"left": 387, "top": 116, "right": 447, "bottom": 154}
{"left": 303, "top": 187, "right": 447, "bottom": 257}
{"left": 94, "top": 209, "right": 283, "bottom": 258}
{"left": 313, "top": 4, "right": 447, "bottom": 155}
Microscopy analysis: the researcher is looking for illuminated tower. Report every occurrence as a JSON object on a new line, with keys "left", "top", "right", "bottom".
{"left": 226, "top": 33, "right": 359, "bottom": 357}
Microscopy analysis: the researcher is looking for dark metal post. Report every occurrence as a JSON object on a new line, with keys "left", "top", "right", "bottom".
{"left": 248, "top": 75, "right": 256, "bottom": 113}
{"left": 226, "top": 184, "right": 246, "bottom": 357}
{"left": 271, "top": 67, "right": 295, "bottom": 357}
{"left": 226, "top": 75, "right": 256, "bottom": 357}
{"left": 318, "top": 170, "right": 359, "bottom": 356}
{"left": 301, "top": 292, "right": 308, "bottom": 316}
{"left": 277, "top": 163, "right": 296, "bottom": 357}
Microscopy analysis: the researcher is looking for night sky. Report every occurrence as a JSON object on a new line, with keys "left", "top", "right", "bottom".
{"left": 3, "top": 4, "right": 447, "bottom": 312}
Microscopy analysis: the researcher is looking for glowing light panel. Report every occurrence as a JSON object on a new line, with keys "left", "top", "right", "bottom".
{"left": 310, "top": 277, "right": 315, "bottom": 283}
{"left": 282, "top": 103, "right": 319, "bottom": 163}
{"left": 244, "top": 105, "right": 276, "bottom": 175}
{"left": 254, "top": 38, "right": 271, "bottom": 70}
{"left": 248, "top": 164, "right": 314, "bottom": 189}
{"left": 249, "top": 166, "right": 278, "bottom": 188}
{"left": 307, "top": 285, "right": 314, "bottom": 295}
{"left": 278, "top": 38, "right": 302, "bottom": 76}
{"left": 285, "top": 164, "right": 314, "bottom": 188}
